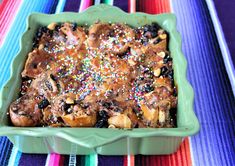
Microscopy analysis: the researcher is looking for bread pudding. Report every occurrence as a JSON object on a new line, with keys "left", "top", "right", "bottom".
{"left": 9, "top": 22, "right": 177, "bottom": 128}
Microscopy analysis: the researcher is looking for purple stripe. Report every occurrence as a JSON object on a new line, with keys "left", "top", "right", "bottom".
{"left": 98, "top": 155, "right": 124, "bottom": 166}
{"left": 213, "top": 0, "right": 235, "bottom": 67}
{"left": 172, "top": 0, "right": 235, "bottom": 166}
{"left": 113, "top": 0, "right": 128, "bottom": 12}
{"left": 63, "top": 0, "right": 81, "bottom": 12}
{"left": 18, "top": 154, "right": 48, "bottom": 166}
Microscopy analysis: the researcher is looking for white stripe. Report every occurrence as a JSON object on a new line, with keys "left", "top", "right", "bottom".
{"left": 69, "top": 144, "right": 77, "bottom": 166}
{"left": 69, "top": 154, "right": 76, "bottom": 166}
{"left": 205, "top": 0, "right": 235, "bottom": 96}
{"left": 130, "top": 0, "right": 136, "bottom": 13}
{"left": 94, "top": 0, "right": 101, "bottom": 5}
{"left": 8, "top": 146, "right": 19, "bottom": 166}
{"left": 128, "top": 155, "right": 131, "bottom": 166}
{"left": 94, "top": 154, "right": 98, "bottom": 166}
{"left": 188, "top": 137, "right": 196, "bottom": 166}
{"left": 45, "top": 154, "right": 50, "bottom": 166}
{"left": 55, "top": 0, "right": 66, "bottom": 14}
{"left": 127, "top": 137, "right": 130, "bottom": 166}
{"left": 109, "top": 0, "right": 114, "bottom": 5}
{"left": 169, "top": 0, "right": 174, "bottom": 13}
{"left": 78, "top": 0, "right": 84, "bottom": 12}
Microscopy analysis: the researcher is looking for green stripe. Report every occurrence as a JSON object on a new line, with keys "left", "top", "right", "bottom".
{"left": 85, "top": 154, "right": 97, "bottom": 166}
{"left": 103, "top": 0, "right": 113, "bottom": 5}
{"left": 80, "top": 155, "right": 86, "bottom": 166}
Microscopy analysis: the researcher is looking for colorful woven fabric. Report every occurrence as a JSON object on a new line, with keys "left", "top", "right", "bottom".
{"left": 0, "top": 0, "right": 234, "bottom": 165}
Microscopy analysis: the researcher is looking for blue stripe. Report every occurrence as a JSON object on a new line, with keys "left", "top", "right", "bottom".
{"left": 55, "top": 0, "right": 66, "bottom": 13}
{"left": 14, "top": 150, "right": 22, "bottom": 166}
{"left": 172, "top": 0, "right": 235, "bottom": 166}
{"left": 0, "top": 0, "right": 58, "bottom": 165}
{"left": 0, "top": 137, "right": 12, "bottom": 166}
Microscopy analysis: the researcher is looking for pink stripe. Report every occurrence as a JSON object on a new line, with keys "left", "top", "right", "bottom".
{"left": 128, "top": 0, "right": 136, "bottom": 13}
{"left": 79, "top": 0, "right": 93, "bottom": 12}
{"left": 48, "top": 153, "right": 61, "bottom": 166}
{"left": 0, "top": 0, "right": 22, "bottom": 46}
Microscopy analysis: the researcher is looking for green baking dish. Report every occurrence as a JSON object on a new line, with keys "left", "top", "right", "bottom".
{"left": 0, "top": 4, "right": 199, "bottom": 155}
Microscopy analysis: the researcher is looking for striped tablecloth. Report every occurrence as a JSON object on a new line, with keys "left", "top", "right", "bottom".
{"left": 0, "top": 0, "right": 234, "bottom": 166}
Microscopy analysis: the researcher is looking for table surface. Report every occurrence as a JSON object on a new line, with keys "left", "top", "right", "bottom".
{"left": 0, "top": 0, "right": 234, "bottom": 166}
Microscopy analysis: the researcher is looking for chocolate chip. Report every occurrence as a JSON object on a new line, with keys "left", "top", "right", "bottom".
{"left": 45, "top": 80, "right": 53, "bottom": 91}
{"left": 167, "top": 70, "right": 174, "bottom": 80}
{"left": 163, "top": 54, "right": 172, "bottom": 64}
{"left": 108, "top": 30, "right": 115, "bottom": 37}
{"left": 160, "top": 66, "right": 168, "bottom": 76}
{"left": 173, "top": 88, "right": 177, "bottom": 97}
{"left": 81, "top": 103, "right": 89, "bottom": 109}
{"left": 50, "top": 74, "right": 57, "bottom": 81}
{"left": 71, "top": 23, "right": 77, "bottom": 31}
{"left": 38, "top": 99, "right": 49, "bottom": 109}
{"left": 55, "top": 24, "right": 61, "bottom": 31}
{"left": 66, "top": 108, "right": 73, "bottom": 114}
{"left": 102, "top": 102, "right": 111, "bottom": 109}
{"left": 113, "top": 107, "right": 122, "bottom": 112}
{"left": 153, "top": 38, "right": 161, "bottom": 44}
{"left": 63, "top": 103, "right": 70, "bottom": 111}
{"left": 95, "top": 110, "right": 109, "bottom": 128}
{"left": 32, "top": 63, "right": 37, "bottom": 69}
{"left": 99, "top": 110, "right": 108, "bottom": 119}
{"left": 95, "top": 119, "right": 108, "bottom": 128}
{"left": 48, "top": 30, "right": 53, "bottom": 37}
{"left": 151, "top": 31, "right": 157, "bottom": 38}
{"left": 144, "top": 84, "right": 154, "bottom": 93}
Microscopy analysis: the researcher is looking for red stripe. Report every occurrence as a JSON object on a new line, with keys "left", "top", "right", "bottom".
{"left": 59, "top": 155, "right": 65, "bottom": 166}
{"left": 128, "top": 0, "right": 130, "bottom": 12}
{"left": 0, "top": 0, "right": 8, "bottom": 14}
{"left": 123, "top": 155, "right": 128, "bottom": 166}
{"left": 136, "top": 138, "right": 192, "bottom": 166}
{"left": 0, "top": 0, "right": 21, "bottom": 45}
{"left": 137, "top": 0, "right": 171, "bottom": 14}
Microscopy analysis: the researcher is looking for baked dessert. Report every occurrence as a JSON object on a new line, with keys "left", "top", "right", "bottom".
{"left": 9, "top": 22, "right": 177, "bottom": 128}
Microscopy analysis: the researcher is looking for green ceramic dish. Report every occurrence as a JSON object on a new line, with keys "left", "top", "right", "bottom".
{"left": 0, "top": 4, "right": 199, "bottom": 155}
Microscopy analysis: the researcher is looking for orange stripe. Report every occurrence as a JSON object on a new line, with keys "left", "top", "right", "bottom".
{"left": 130, "top": 155, "right": 135, "bottom": 166}
{"left": 142, "top": 138, "right": 192, "bottom": 166}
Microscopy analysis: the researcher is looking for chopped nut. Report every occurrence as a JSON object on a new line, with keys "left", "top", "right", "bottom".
{"left": 154, "top": 68, "right": 161, "bottom": 77}
{"left": 73, "top": 105, "right": 79, "bottom": 111}
{"left": 47, "top": 22, "right": 57, "bottom": 30}
{"left": 38, "top": 44, "right": 44, "bottom": 50}
{"left": 159, "top": 34, "right": 167, "bottom": 40}
{"left": 157, "top": 51, "right": 165, "bottom": 58}
{"left": 140, "top": 102, "right": 158, "bottom": 122}
{"left": 159, "top": 109, "right": 165, "bottom": 123}
{"left": 66, "top": 97, "right": 74, "bottom": 104}
{"left": 108, "top": 124, "right": 116, "bottom": 128}
{"left": 128, "top": 58, "right": 136, "bottom": 66}
{"left": 108, "top": 114, "right": 131, "bottom": 128}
